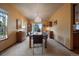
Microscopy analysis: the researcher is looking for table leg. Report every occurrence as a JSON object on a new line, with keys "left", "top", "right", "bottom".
{"left": 45, "top": 38, "right": 47, "bottom": 48}
{"left": 29, "top": 36, "right": 31, "bottom": 48}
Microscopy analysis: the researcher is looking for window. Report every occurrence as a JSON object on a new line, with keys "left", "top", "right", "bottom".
{"left": 32, "top": 23, "right": 42, "bottom": 32}
{"left": 75, "top": 22, "right": 79, "bottom": 30}
{"left": 0, "top": 8, "right": 8, "bottom": 41}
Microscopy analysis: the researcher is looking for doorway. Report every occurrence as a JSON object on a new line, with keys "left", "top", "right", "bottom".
{"left": 32, "top": 23, "right": 43, "bottom": 33}
{"left": 72, "top": 4, "right": 79, "bottom": 49}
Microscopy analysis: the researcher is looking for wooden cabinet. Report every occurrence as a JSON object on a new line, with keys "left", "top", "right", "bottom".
{"left": 73, "top": 31, "right": 79, "bottom": 49}
{"left": 16, "top": 30, "right": 26, "bottom": 42}
{"left": 49, "top": 31, "right": 54, "bottom": 39}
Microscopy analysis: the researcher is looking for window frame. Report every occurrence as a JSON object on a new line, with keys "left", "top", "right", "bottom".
{"left": 0, "top": 8, "right": 8, "bottom": 41}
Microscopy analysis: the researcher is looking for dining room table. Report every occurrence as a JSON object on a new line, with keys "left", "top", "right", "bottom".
{"left": 29, "top": 32, "right": 48, "bottom": 48}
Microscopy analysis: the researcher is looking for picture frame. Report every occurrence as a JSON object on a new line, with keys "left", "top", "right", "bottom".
{"left": 49, "top": 21, "right": 52, "bottom": 27}
{"left": 54, "top": 20, "right": 57, "bottom": 25}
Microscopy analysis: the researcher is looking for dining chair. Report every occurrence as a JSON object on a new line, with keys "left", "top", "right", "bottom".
{"left": 32, "top": 35, "right": 43, "bottom": 55}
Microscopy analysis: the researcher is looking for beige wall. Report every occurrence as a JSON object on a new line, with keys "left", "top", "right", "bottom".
{"left": 0, "top": 4, "right": 27, "bottom": 52}
{"left": 49, "top": 4, "right": 72, "bottom": 49}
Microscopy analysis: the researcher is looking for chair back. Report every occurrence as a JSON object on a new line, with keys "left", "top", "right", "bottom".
{"left": 33, "top": 35, "right": 43, "bottom": 44}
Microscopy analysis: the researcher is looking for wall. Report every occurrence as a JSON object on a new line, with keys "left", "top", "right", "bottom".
{"left": 49, "top": 4, "right": 72, "bottom": 49}
{"left": 0, "top": 4, "right": 27, "bottom": 52}
{"left": 42, "top": 20, "right": 49, "bottom": 31}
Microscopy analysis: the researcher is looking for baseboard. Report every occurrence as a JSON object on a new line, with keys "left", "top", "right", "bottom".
{"left": 0, "top": 41, "right": 17, "bottom": 53}
{"left": 54, "top": 39, "right": 73, "bottom": 51}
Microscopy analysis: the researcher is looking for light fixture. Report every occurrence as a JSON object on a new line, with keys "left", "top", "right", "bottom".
{"left": 34, "top": 16, "right": 42, "bottom": 22}
{"left": 34, "top": 11, "right": 42, "bottom": 22}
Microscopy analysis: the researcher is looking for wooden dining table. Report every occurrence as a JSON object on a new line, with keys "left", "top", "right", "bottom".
{"left": 29, "top": 32, "right": 47, "bottom": 48}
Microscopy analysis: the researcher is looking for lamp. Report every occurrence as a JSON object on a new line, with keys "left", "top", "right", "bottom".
{"left": 46, "top": 27, "right": 50, "bottom": 31}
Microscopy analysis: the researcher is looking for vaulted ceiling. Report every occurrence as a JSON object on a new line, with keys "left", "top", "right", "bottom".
{"left": 14, "top": 3, "right": 64, "bottom": 20}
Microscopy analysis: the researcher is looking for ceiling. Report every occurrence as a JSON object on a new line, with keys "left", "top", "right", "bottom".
{"left": 14, "top": 3, "right": 64, "bottom": 20}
